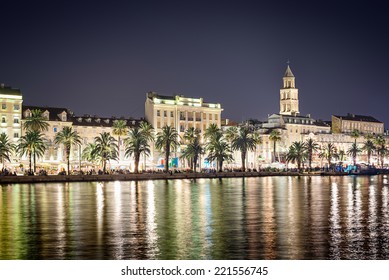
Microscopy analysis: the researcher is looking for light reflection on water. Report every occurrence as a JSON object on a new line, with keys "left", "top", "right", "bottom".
{"left": 1, "top": 176, "right": 389, "bottom": 260}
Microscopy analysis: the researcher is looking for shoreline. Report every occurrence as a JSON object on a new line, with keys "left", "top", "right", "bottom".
{"left": 1, "top": 170, "right": 381, "bottom": 184}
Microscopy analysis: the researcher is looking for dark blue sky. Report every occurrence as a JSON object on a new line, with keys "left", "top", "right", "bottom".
{"left": 1, "top": 0, "right": 388, "bottom": 126}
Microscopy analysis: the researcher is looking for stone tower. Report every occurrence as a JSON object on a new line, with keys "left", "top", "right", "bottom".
{"left": 279, "top": 64, "right": 299, "bottom": 115}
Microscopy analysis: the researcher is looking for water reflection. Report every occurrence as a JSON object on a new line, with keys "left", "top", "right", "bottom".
{"left": 1, "top": 176, "right": 389, "bottom": 260}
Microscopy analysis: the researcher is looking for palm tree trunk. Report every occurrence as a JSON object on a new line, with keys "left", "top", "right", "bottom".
{"left": 67, "top": 147, "right": 70, "bottom": 175}
{"left": 165, "top": 145, "right": 170, "bottom": 172}
{"left": 219, "top": 160, "right": 223, "bottom": 172}
{"left": 29, "top": 152, "right": 32, "bottom": 174}
{"left": 33, "top": 153, "right": 36, "bottom": 173}
{"left": 193, "top": 156, "right": 198, "bottom": 173}
{"left": 273, "top": 142, "right": 276, "bottom": 162}
{"left": 241, "top": 151, "right": 246, "bottom": 172}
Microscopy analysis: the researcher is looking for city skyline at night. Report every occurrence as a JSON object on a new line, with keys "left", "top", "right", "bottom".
{"left": 1, "top": 0, "right": 387, "bottom": 125}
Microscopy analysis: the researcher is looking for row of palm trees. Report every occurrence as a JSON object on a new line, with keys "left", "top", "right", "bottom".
{"left": 1, "top": 108, "right": 266, "bottom": 174}
{"left": 2, "top": 110, "right": 387, "bottom": 175}
{"left": 286, "top": 132, "right": 389, "bottom": 171}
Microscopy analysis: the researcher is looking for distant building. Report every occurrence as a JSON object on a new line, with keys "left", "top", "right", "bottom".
{"left": 145, "top": 91, "right": 223, "bottom": 168}
{"left": 280, "top": 65, "right": 299, "bottom": 115}
{"left": 0, "top": 84, "right": 23, "bottom": 143}
{"left": 20, "top": 105, "right": 140, "bottom": 171}
{"left": 258, "top": 65, "right": 331, "bottom": 163}
{"left": 332, "top": 114, "right": 384, "bottom": 135}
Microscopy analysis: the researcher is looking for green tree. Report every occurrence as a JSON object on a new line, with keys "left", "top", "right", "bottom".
{"left": 224, "top": 126, "right": 238, "bottom": 142}
{"left": 124, "top": 126, "right": 151, "bottom": 173}
{"left": 82, "top": 143, "right": 101, "bottom": 166}
{"left": 23, "top": 109, "right": 49, "bottom": 132}
{"left": 319, "top": 143, "right": 337, "bottom": 169}
{"left": 305, "top": 138, "right": 319, "bottom": 170}
{"left": 54, "top": 126, "right": 81, "bottom": 175}
{"left": 374, "top": 135, "right": 387, "bottom": 168}
{"left": 112, "top": 119, "right": 128, "bottom": 161}
{"left": 206, "top": 133, "right": 233, "bottom": 172}
{"left": 92, "top": 132, "right": 118, "bottom": 173}
{"left": 0, "top": 132, "right": 15, "bottom": 168}
{"left": 204, "top": 123, "right": 221, "bottom": 142}
{"left": 181, "top": 128, "right": 202, "bottom": 171}
{"left": 269, "top": 130, "right": 282, "bottom": 163}
{"left": 347, "top": 143, "right": 361, "bottom": 166}
{"left": 350, "top": 129, "right": 360, "bottom": 145}
{"left": 181, "top": 136, "right": 203, "bottom": 172}
{"left": 231, "top": 126, "right": 256, "bottom": 171}
{"left": 252, "top": 131, "right": 262, "bottom": 170}
{"left": 17, "top": 131, "right": 46, "bottom": 173}
{"left": 337, "top": 149, "right": 346, "bottom": 163}
{"left": 155, "top": 125, "right": 179, "bottom": 172}
{"left": 286, "top": 141, "right": 307, "bottom": 171}
{"left": 362, "top": 138, "right": 375, "bottom": 165}
{"left": 138, "top": 121, "right": 154, "bottom": 170}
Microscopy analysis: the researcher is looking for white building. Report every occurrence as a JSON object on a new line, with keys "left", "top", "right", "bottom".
{"left": 145, "top": 91, "right": 223, "bottom": 168}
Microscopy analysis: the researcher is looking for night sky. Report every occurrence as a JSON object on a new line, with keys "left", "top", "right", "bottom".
{"left": 1, "top": 0, "right": 388, "bottom": 126}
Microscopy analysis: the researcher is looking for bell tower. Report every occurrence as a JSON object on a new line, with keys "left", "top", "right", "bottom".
{"left": 280, "top": 64, "right": 299, "bottom": 115}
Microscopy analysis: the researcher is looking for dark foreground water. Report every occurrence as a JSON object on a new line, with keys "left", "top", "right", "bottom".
{"left": 1, "top": 175, "right": 389, "bottom": 260}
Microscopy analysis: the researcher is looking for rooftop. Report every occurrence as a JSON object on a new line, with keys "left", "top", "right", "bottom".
{"left": 334, "top": 114, "right": 382, "bottom": 123}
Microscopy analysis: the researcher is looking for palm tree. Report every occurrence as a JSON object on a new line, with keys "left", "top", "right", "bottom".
{"left": 23, "top": 109, "right": 49, "bottom": 132}
{"left": 286, "top": 141, "right": 307, "bottom": 171}
{"left": 155, "top": 125, "right": 179, "bottom": 172}
{"left": 350, "top": 129, "right": 360, "bottom": 145}
{"left": 337, "top": 149, "right": 346, "bottom": 164}
{"left": 204, "top": 123, "right": 221, "bottom": 141}
{"left": 181, "top": 127, "right": 202, "bottom": 170}
{"left": 374, "top": 135, "right": 387, "bottom": 169}
{"left": 347, "top": 143, "right": 361, "bottom": 166}
{"left": 305, "top": 138, "right": 319, "bottom": 170}
{"left": 82, "top": 143, "right": 101, "bottom": 166}
{"left": 362, "top": 138, "right": 375, "bottom": 165}
{"left": 181, "top": 136, "right": 203, "bottom": 172}
{"left": 92, "top": 132, "right": 118, "bottom": 173}
{"left": 231, "top": 126, "right": 256, "bottom": 171}
{"left": 112, "top": 119, "right": 128, "bottom": 161}
{"left": 206, "top": 133, "right": 233, "bottom": 172}
{"left": 224, "top": 126, "right": 238, "bottom": 142}
{"left": 54, "top": 127, "right": 81, "bottom": 175}
{"left": 319, "top": 143, "right": 337, "bottom": 169}
{"left": 138, "top": 121, "right": 154, "bottom": 170}
{"left": 17, "top": 131, "right": 46, "bottom": 173}
{"left": 269, "top": 130, "right": 281, "bottom": 163}
{"left": 0, "top": 132, "right": 15, "bottom": 169}
{"left": 124, "top": 126, "right": 151, "bottom": 173}
{"left": 252, "top": 131, "right": 262, "bottom": 170}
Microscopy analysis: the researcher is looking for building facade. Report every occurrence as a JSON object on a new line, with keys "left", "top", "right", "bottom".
{"left": 332, "top": 114, "right": 384, "bottom": 135}
{"left": 145, "top": 91, "right": 223, "bottom": 167}
{"left": 0, "top": 84, "right": 22, "bottom": 143}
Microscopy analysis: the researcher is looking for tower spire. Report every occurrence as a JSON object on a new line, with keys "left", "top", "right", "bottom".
{"left": 280, "top": 64, "right": 299, "bottom": 115}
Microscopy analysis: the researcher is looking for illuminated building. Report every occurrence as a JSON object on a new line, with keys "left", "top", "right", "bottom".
{"left": 145, "top": 91, "right": 223, "bottom": 168}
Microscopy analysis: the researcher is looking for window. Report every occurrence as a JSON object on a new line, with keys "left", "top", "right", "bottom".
{"left": 214, "top": 114, "right": 218, "bottom": 121}
{"left": 13, "top": 118, "right": 19, "bottom": 124}
{"left": 1, "top": 104, "right": 6, "bottom": 110}
{"left": 14, "top": 104, "right": 20, "bottom": 111}
{"left": 209, "top": 114, "right": 213, "bottom": 120}
{"left": 170, "top": 111, "right": 174, "bottom": 117}
{"left": 14, "top": 132, "right": 19, "bottom": 138}
{"left": 157, "top": 110, "right": 160, "bottom": 117}
{"left": 1, "top": 117, "right": 5, "bottom": 123}
{"left": 54, "top": 127, "right": 58, "bottom": 133}
{"left": 164, "top": 111, "right": 167, "bottom": 117}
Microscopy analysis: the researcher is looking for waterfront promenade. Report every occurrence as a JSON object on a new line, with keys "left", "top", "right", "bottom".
{"left": 0, "top": 170, "right": 354, "bottom": 184}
